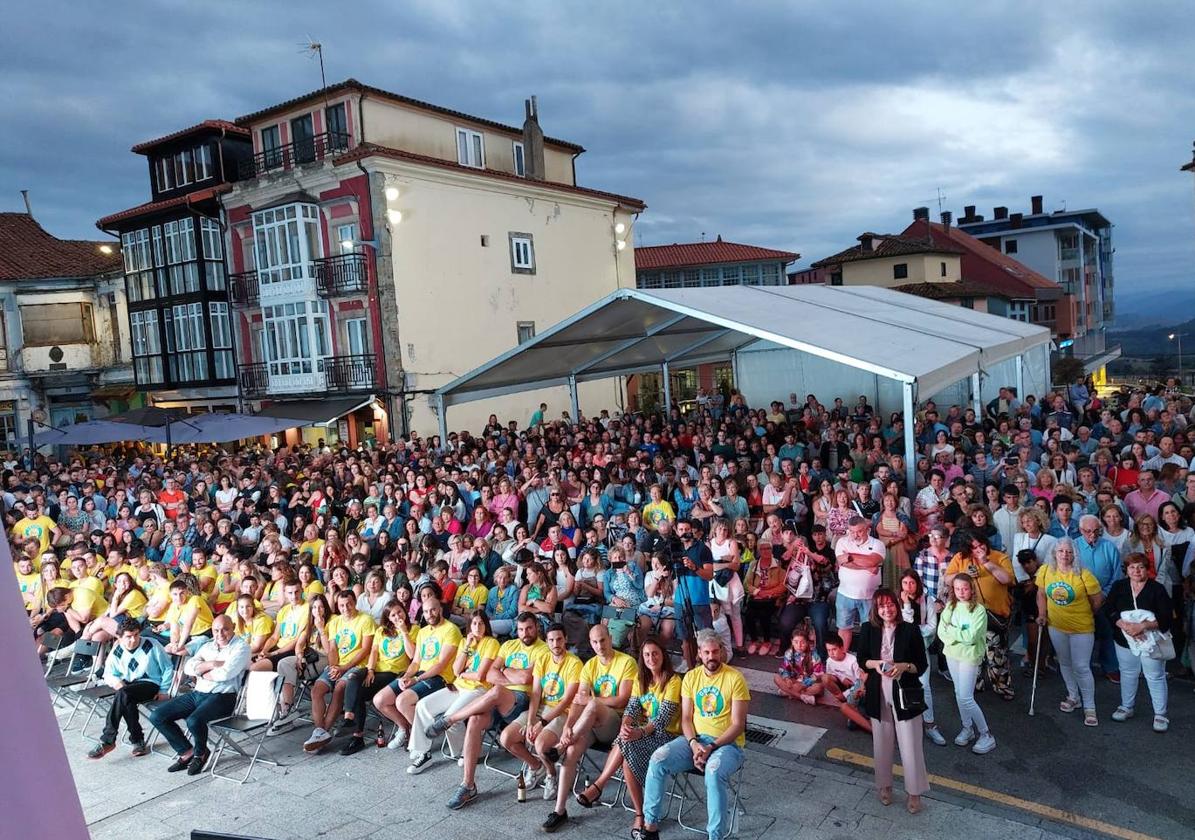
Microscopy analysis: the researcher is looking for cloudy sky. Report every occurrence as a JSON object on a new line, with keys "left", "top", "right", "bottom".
{"left": 3, "top": 1, "right": 1194, "bottom": 300}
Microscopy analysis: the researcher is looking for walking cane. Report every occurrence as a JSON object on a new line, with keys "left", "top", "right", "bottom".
{"left": 1028, "top": 622, "right": 1043, "bottom": 716}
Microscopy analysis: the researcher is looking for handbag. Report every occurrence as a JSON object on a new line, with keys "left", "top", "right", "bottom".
{"left": 894, "top": 680, "right": 927, "bottom": 716}
{"left": 785, "top": 561, "right": 813, "bottom": 601}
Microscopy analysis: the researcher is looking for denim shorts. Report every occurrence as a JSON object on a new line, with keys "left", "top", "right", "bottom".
{"left": 834, "top": 593, "right": 870, "bottom": 631}
{"left": 492, "top": 687, "right": 531, "bottom": 730}
{"left": 316, "top": 665, "right": 365, "bottom": 688}
{"left": 391, "top": 673, "right": 446, "bottom": 700}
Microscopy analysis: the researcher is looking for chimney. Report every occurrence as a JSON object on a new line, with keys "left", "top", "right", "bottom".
{"left": 20, "top": 189, "right": 32, "bottom": 217}
{"left": 913, "top": 206, "right": 930, "bottom": 221}
{"left": 858, "top": 233, "right": 874, "bottom": 252}
{"left": 963, "top": 205, "right": 976, "bottom": 221}
{"left": 940, "top": 211, "right": 952, "bottom": 228}
{"left": 1031, "top": 195, "right": 1044, "bottom": 215}
{"left": 994, "top": 206, "right": 1008, "bottom": 220}
{"left": 521, "top": 96, "right": 546, "bottom": 181}
{"left": 1010, "top": 212, "right": 1023, "bottom": 229}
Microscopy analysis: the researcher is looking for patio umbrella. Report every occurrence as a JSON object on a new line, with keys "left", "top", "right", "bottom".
{"left": 109, "top": 406, "right": 201, "bottom": 452}
{"left": 32, "top": 419, "right": 158, "bottom": 447}
{"left": 166, "top": 412, "right": 310, "bottom": 444}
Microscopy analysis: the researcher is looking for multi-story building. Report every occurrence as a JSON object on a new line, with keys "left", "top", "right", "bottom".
{"left": 224, "top": 79, "right": 643, "bottom": 441}
{"left": 956, "top": 196, "right": 1119, "bottom": 376}
{"left": 0, "top": 210, "right": 131, "bottom": 449}
{"left": 631, "top": 238, "right": 798, "bottom": 409}
{"left": 97, "top": 120, "right": 252, "bottom": 412}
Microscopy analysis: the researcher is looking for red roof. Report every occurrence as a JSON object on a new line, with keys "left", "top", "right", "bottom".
{"left": 0, "top": 213, "right": 122, "bottom": 280}
{"left": 130, "top": 120, "right": 248, "bottom": 154}
{"left": 97, "top": 185, "right": 232, "bottom": 228}
{"left": 237, "top": 79, "right": 585, "bottom": 153}
{"left": 635, "top": 239, "right": 799, "bottom": 270}
{"left": 895, "top": 280, "right": 1009, "bottom": 301}
{"left": 333, "top": 143, "right": 645, "bottom": 210}
{"left": 809, "top": 233, "right": 962, "bottom": 268}
{"left": 902, "top": 219, "right": 1059, "bottom": 299}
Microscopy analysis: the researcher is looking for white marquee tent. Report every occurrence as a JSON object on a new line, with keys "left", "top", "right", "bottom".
{"left": 435, "top": 285, "right": 1052, "bottom": 489}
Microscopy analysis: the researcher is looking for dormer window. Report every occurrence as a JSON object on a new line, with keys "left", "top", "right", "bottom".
{"left": 457, "top": 128, "right": 484, "bottom": 168}
{"left": 155, "top": 143, "right": 215, "bottom": 192}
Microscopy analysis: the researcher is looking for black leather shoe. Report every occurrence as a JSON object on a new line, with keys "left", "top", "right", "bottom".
{"left": 186, "top": 751, "right": 209, "bottom": 775}
{"left": 339, "top": 736, "right": 366, "bottom": 756}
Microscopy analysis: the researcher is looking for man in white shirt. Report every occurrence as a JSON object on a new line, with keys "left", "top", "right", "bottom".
{"left": 148, "top": 615, "right": 249, "bottom": 776}
{"left": 992, "top": 485, "right": 1023, "bottom": 557}
{"left": 834, "top": 517, "right": 884, "bottom": 653}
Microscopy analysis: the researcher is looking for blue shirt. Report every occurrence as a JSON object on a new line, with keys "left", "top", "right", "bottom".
{"left": 1075, "top": 537, "right": 1122, "bottom": 595}
{"left": 676, "top": 541, "right": 713, "bottom": 607}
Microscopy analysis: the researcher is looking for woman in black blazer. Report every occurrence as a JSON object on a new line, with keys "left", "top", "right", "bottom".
{"left": 856, "top": 587, "right": 930, "bottom": 814}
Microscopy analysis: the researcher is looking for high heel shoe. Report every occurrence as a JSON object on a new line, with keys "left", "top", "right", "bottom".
{"left": 907, "top": 795, "right": 923, "bottom": 814}
{"left": 878, "top": 787, "right": 892, "bottom": 806}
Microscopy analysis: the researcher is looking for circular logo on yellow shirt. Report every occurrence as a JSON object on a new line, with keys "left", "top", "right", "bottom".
{"left": 421, "top": 638, "right": 442, "bottom": 661}
{"left": 336, "top": 629, "right": 359, "bottom": 655}
{"left": 1045, "top": 581, "right": 1076, "bottom": 607}
{"left": 542, "top": 672, "right": 564, "bottom": 702}
{"left": 507, "top": 651, "right": 530, "bottom": 669}
{"left": 641, "top": 692, "right": 659, "bottom": 720}
{"left": 460, "top": 595, "right": 476, "bottom": 609}
{"left": 594, "top": 674, "right": 618, "bottom": 697}
{"left": 695, "top": 685, "right": 725, "bottom": 717}
{"left": 381, "top": 636, "right": 404, "bottom": 658}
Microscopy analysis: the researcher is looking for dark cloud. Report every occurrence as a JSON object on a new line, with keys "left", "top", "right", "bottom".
{"left": 2, "top": 1, "right": 1192, "bottom": 297}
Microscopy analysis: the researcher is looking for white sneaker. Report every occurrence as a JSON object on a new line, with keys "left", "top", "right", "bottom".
{"left": 953, "top": 726, "right": 975, "bottom": 746}
{"left": 522, "top": 762, "right": 547, "bottom": 790}
{"left": 457, "top": 756, "right": 465, "bottom": 767}
{"left": 303, "top": 728, "right": 331, "bottom": 752}
{"left": 387, "top": 728, "right": 409, "bottom": 751}
{"left": 1111, "top": 706, "right": 1134, "bottom": 722}
{"left": 407, "top": 751, "right": 434, "bottom": 774}
{"left": 543, "top": 773, "right": 558, "bottom": 801}
{"left": 924, "top": 726, "right": 947, "bottom": 746}
{"left": 971, "top": 732, "right": 997, "bottom": 755}
{"left": 1153, "top": 715, "right": 1169, "bottom": 733}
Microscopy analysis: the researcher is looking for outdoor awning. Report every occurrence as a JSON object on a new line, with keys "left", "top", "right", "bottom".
{"left": 255, "top": 396, "right": 375, "bottom": 426}
{"left": 90, "top": 383, "right": 137, "bottom": 399}
{"left": 435, "top": 286, "right": 1052, "bottom": 408}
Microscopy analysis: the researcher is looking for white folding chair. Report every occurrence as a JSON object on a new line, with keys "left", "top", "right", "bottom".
{"left": 208, "top": 671, "right": 285, "bottom": 783}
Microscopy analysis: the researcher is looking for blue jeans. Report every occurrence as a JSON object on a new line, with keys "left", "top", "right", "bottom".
{"left": 1115, "top": 644, "right": 1167, "bottom": 716}
{"left": 148, "top": 691, "right": 236, "bottom": 757}
{"left": 643, "top": 735, "right": 744, "bottom": 840}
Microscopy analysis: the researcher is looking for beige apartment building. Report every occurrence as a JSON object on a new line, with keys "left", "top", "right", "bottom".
{"left": 224, "top": 79, "right": 643, "bottom": 443}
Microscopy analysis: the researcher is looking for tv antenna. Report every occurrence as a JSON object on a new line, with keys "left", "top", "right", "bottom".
{"left": 922, "top": 187, "right": 947, "bottom": 215}
{"left": 300, "top": 39, "right": 327, "bottom": 91}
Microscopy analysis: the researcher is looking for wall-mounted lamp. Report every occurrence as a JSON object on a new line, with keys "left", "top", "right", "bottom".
{"left": 384, "top": 186, "right": 400, "bottom": 202}
{"left": 98, "top": 244, "right": 114, "bottom": 255}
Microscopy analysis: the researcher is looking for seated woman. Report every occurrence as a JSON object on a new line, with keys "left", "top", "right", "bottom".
{"left": 451, "top": 566, "right": 490, "bottom": 629}
{"left": 518, "top": 561, "right": 559, "bottom": 634}
{"left": 80, "top": 572, "right": 148, "bottom": 644}
{"left": 485, "top": 564, "right": 520, "bottom": 637}
{"left": 636, "top": 553, "right": 676, "bottom": 643}
{"left": 231, "top": 594, "right": 275, "bottom": 656}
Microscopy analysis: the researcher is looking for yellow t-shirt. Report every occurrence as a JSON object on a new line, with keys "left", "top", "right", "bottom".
{"left": 414, "top": 621, "right": 463, "bottom": 684}
{"left": 101, "top": 563, "right": 136, "bottom": 591}
{"left": 213, "top": 572, "right": 242, "bottom": 609}
{"left": 69, "top": 579, "right": 109, "bottom": 619}
{"left": 327, "top": 612, "right": 377, "bottom": 664}
{"left": 304, "top": 580, "right": 326, "bottom": 598}
{"left": 114, "top": 589, "right": 149, "bottom": 620}
{"left": 639, "top": 673, "right": 683, "bottom": 735}
{"left": 163, "top": 594, "right": 214, "bottom": 638}
{"left": 580, "top": 650, "right": 639, "bottom": 703}
{"left": 235, "top": 612, "right": 275, "bottom": 645}
{"left": 534, "top": 651, "right": 583, "bottom": 709}
{"left": 683, "top": 665, "right": 750, "bottom": 746}
{"left": 454, "top": 635, "right": 501, "bottom": 691}
{"left": 641, "top": 501, "right": 676, "bottom": 531}
{"left": 192, "top": 565, "right": 218, "bottom": 593}
{"left": 299, "top": 539, "right": 325, "bottom": 561}
{"left": 16, "top": 569, "right": 41, "bottom": 611}
{"left": 1035, "top": 565, "right": 1102, "bottom": 634}
{"left": 373, "top": 628, "right": 412, "bottom": 674}
{"left": 496, "top": 638, "right": 550, "bottom": 693}
{"left": 275, "top": 603, "right": 311, "bottom": 646}
{"left": 454, "top": 584, "right": 489, "bottom": 612}
{"left": 12, "top": 515, "right": 57, "bottom": 553}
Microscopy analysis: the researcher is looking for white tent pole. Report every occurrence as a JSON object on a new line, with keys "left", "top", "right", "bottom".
{"left": 568, "top": 374, "right": 580, "bottom": 422}
{"left": 903, "top": 381, "right": 917, "bottom": 493}
{"left": 1015, "top": 354, "right": 1025, "bottom": 401}
{"left": 662, "top": 361, "right": 672, "bottom": 415}
{"left": 731, "top": 349, "right": 741, "bottom": 390}
{"left": 435, "top": 394, "right": 448, "bottom": 445}
{"left": 971, "top": 372, "right": 982, "bottom": 419}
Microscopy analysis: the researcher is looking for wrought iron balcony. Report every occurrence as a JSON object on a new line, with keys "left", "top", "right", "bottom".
{"left": 315, "top": 253, "right": 369, "bottom": 298}
{"left": 238, "top": 361, "right": 270, "bottom": 398}
{"left": 229, "top": 270, "right": 260, "bottom": 307}
{"left": 237, "top": 131, "right": 352, "bottom": 180}
{"left": 238, "top": 353, "right": 377, "bottom": 399}
{"left": 324, "top": 353, "right": 377, "bottom": 391}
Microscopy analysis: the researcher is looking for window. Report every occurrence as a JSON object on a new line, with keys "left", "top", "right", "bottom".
{"left": 261, "top": 125, "right": 282, "bottom": 168}
{"left": 200, "top": 217, "right": 222, "bottom": 259}
{"left": 512, "top": 141, "right": 525, "bottom": 177}
{"left": 509, "top": 233, "right": 535, "bottom": 273}
{"left": 637, "top": 272, "right": 661, "bottom": 289}
{"left": 721, "top": 266, "right": 741, "bottom": 286}
{"left": 1007, "top": 300, "right": 1030, "bottom": 322}
{"left": 457, "top": 128, "right": 484, "bottom": 168}
{"left": 291, "top": 114, "right": 315, "bottom": 164}
{"left": 345, "top": 318, "right": 369, "bottom": 356}
{"left": 163, "top": 218, "right": 199, "bottom": 294}
{"left": 173, "top": 148, "right": 194, "bottom": 187}
{"left": 209, "top": 302, "right": 234, "bottom": 380}
{"left": 122, "top": 228, "right": 156, "bottom": 302}
{"left": 130, "top": 310, "right": 163, "bottom": 383}
{"left": 1004, "top": 239, "right": 1018, "bottom": 254}
{"left": 21, "top": 303, "right": 95, "bottom": 345}
{"left": 960, "top": 298, "right": 974, "bottom": 309}
{"left": 155, "top": 158, "right": 173, "bottom": 192}
{"left": 682, "top": 269, "right": 700, "bottom": 287}
{"left": 253, "top": 203, "right": 322, "bottom": 286}
{"left": 700, "top": 268, "right": 720, "bottom": 287}
{"left": 760, "top": 263, "right": 781, "bottom": 286}
{"left": 0, "top": 402, "right": 16, "bottom": 446}
{"left": 166, "top": 302, "right": 208, "bottom": 382}
{"left": 336, "top": 223, "right": 358, "bottom": 254}
{"left": 262, "top": 300, "right": 329, "bottom": 377}
{"left": 516, "top": 321, "right": 536, "bottom": 345}
{"left": 741, "top": 264, "right": 760, "bottom": 286}
{"left": 194, "top": 144, "right": 213, "bottom": 181}
{"left": 325, "top": 102, "right": 348, "bottom": 143}
{"left": 893, "top": 263, "right": 908, "bottom": 280}
{"left": 940, "top": 261, "right": 947, "bottom": 277}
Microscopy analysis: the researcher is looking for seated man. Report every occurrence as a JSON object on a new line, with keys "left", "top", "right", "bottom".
{"left": 303, "top": 590, "right": 375, "bottom": 752}
{"left": 641, "top": 628, "right": 750, "bottom": 840}
{"left": 148, "top": 615, "right": 249, "bottom": 776}
{"left": 371, "top": 596, "right": 460, "bottom": 750}
{"left": 416, "top": 611, "right": 549, "bottom": 794}
{"left": 86, "top": 618, "right": 175, "bottom": 759}
{"left": 501, "top": 622, "right": 581, "bottom": 799}
{"left": 249, "top": 579, "right": 310, "bottom": 732}
{"left": 542, "top": 623, "right": 638, "bottom": 832}
{"left": 150, "top": 579, "right": 214, "bottom": 656}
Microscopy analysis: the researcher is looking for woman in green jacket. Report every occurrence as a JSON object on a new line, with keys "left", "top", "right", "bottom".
{"left": 937, "top": 573, "right": 996, "bottom": 755}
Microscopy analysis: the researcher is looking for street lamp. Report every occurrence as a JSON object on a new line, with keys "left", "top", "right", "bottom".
{"left": 1169, "top": 333, "right": 1183, "bottom": 383}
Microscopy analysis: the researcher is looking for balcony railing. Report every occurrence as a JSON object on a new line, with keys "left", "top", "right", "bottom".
{"left": 239, "top": 353, "right": 377, "bottom": 398}
{"left": 238, "top": 131, "right": 352, "bottom": 180}
{"left": 315, "top": 253, "right": 370, "bottom": 298}
{"left": 229, "top": 270, "right": 260, "bottom": 307}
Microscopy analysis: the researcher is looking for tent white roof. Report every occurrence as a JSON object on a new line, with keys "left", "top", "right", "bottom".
{"left": 436, "top": 285, "right": 1051, "bottom": 408}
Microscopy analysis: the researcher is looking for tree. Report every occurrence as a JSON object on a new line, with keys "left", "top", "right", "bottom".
{"left": 1054, "top": 356, "right": 1083, "bottom": 385}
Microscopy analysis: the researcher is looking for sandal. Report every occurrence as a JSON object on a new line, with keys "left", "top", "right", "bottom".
{"left": 1058, "top": 696, "right": 1079, "bottom": 713}
{"left": 747, "top": 642, "right": 759, "bottom": 656}
{"left": 878, "top": 787, "right": 892, "bottom": 806}
{"left": 1083, "top": 709, "right": 1098, "bottom": 727}
{"left": 907, "top": 795, "right": 923, "bottom": 815}
{"left": 575, "top": 784, "right": 602, "bottom": 808}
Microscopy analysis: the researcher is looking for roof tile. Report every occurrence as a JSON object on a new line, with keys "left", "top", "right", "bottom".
{"left": 810, "top": 233, "right": 962, "bottom": 268}
{"left": 0, "top": 213, "right": 122, "bottom": 280}
{"left": 635, "top": 240, "right": 799, "bottom": 270}
{"left": 903, "top": 219, "right": 1060, "bottom": 298}
{"left": 97, "top": 185, "right": 232, "bottom": 228}
{"left": 130, "top": 120, "right": 249, "bottom": 154}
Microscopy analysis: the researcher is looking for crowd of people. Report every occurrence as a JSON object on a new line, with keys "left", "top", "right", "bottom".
{"left": 12, "top": 375, "right": 1193, "bottom": 835}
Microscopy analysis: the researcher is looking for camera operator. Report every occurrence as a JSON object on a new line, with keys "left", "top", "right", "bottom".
{"left": 673, "top": 518, "right": 714, "bottom": 669}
